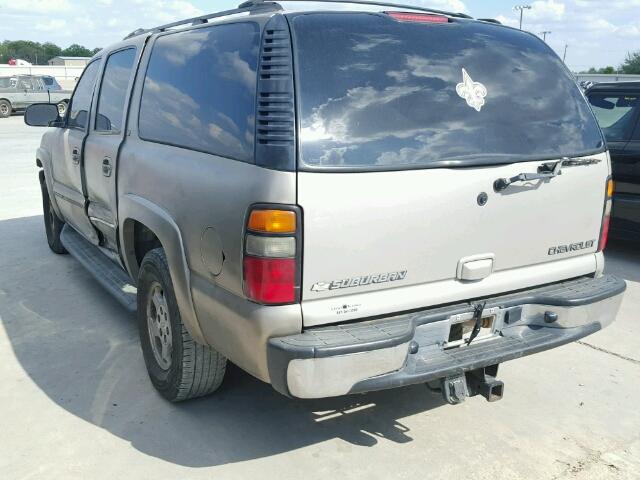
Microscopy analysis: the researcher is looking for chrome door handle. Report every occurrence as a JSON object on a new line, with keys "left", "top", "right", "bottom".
{"left": 102, "top": 158, "right": 112, "bottom": 177}
{"left": 71, "top": 148, "right": 80, "bottom": 164}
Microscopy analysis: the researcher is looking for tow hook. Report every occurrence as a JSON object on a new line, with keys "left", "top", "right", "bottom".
{"left": 439, "top": 365, "right": 504, "bottom": 404}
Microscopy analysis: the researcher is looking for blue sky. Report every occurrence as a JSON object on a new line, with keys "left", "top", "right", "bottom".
{"left": 0, "top": 0, "right": 638, "bottom": 71}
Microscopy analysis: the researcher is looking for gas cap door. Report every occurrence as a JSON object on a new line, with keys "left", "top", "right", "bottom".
{"left": 457, "top": 254, "right": 495, "bottom": 281}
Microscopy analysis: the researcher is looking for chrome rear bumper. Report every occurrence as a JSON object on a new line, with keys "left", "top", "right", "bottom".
{"left": 268, "top": 275, "right": 626, "bottom": 399}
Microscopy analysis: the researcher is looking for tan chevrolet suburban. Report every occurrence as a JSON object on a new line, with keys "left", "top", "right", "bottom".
{"left": 24, "top": 0, "right": 625, "bottom": 404}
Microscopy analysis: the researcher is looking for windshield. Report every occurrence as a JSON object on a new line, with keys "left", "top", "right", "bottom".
{"left": 291, "top": 13, "right": 604, "bottom": 170}
{"left": 588, "top": 93, "right": 639, "bottom": 142}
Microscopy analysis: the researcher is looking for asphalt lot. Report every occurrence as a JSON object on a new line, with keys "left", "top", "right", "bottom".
{"left": 0, "top": 114, "right": 638, "bottom": 479}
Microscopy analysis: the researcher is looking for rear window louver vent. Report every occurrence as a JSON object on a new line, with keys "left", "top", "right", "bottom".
{"left": 255, "top": 15, "right": 295, "bottom": 171}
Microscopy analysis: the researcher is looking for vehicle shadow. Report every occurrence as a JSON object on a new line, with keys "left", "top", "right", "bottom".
{"left": 604, "top": 239, "right": 640, "bottom": 283}
{"left": 0, "top": 215, "right": 447, "bottom": 468}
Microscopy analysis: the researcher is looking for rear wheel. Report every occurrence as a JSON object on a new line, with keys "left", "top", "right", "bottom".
{"left": 137, "top": 248, "right": 227, "bottom": 402}
{"left": 40, "top": 174, "right": 67, "bottom": 254}
{"left": 0, "top": 99, "right": 11, "bottom": 118}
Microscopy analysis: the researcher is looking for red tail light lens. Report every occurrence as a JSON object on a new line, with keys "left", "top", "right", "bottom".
{"left": 243, "top": 256, "right": 296, "bottom": 304}
{"left": 385, "top": 12, "right": 449, "bottom": 23}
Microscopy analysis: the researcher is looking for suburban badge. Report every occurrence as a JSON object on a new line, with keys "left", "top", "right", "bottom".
{"left": 311, "top": 271, "right": 408, "bottom": 292}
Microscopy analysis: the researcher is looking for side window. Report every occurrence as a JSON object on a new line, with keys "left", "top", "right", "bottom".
{"left": 17, "top": 77, "right": 33, "bottom": 90}
{"left": 589, "top": 94, "right": 639, "bottom": 143}
{"left": 139, "top": 22, "right": 259, "bottom": 162}
{"left": 68, "top": 61, "right": 100, "bottom": 130}
{"left": 95, "top": 48, "right": 137, "bottom": 133}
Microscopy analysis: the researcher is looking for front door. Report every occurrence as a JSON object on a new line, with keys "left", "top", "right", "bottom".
{"left": 50, "top": 60, "right": 101, "bottom": 243}
{"left": 83, "top": 47, "right": 139, "bottom": 251}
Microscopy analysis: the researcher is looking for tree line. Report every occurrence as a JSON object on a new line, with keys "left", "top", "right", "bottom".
{"left": 581, "top": 51, "right": 640, "bottom": 75}
{"left": 0, "top": 40, "right": 101, "bottom": 65}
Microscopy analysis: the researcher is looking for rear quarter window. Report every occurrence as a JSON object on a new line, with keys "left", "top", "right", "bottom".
{"left": 139, "top": 22, "right": 260, "bottom": 162}
{"left": 292, "top": 13, "right": 604, "bottom": 170}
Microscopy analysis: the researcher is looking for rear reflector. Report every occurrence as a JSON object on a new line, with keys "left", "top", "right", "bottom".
{"left": 243, "top": 256, "right": 296, "bottom": 304}
{"left": 385, "top": 11, "right": 449, "bottom": 23}
{"left": 598, "top": 215, "right": 611, "bottom": 252}
{"left": 598, "top": 178, "right": 613, "bottom": 252}
{"left": 246, "top": 234, "right": 295, "bottom": 258}
{"left": 248, "top": 209, "right": 296, "bottom": 233}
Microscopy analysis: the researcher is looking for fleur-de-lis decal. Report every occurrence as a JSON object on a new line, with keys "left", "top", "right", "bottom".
{"left": 456, "top": 68, "right": 487, "bottom": 112}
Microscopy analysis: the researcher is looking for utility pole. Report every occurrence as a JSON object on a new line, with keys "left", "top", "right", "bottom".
{"left": 562, "top": 44, "right": 568, "bottom": 63}
{"left": 514, "top": 5, "right": 532, "bottom": 30}
{"left": 540, "top": 30, "right": 551, "bottom": 42}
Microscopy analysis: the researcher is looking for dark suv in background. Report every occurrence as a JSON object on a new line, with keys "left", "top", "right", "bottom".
{"left": 586, "top": 83, "right": 640, "bottom": 242}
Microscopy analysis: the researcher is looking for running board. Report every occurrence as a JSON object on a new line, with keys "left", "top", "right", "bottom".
{"left": 60, "top": 225, "right": 137, "bottom": 312}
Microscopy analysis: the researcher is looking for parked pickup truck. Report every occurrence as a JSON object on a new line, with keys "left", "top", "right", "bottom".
{"left": 0, "top": 75, "right": 71, "bottom": 118}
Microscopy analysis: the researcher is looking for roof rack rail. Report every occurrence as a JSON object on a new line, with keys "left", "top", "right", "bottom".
{"left": 478, "top": 18, "right": 502, "bottom": 24}
{"left": 124, "top": 0, "right": 473, "bottom": 40}
{"left": 123, "top": 1, "right": 282, "bottom": 40}
{"left": 245, "top": 0, "right": 473, "bottom": 19}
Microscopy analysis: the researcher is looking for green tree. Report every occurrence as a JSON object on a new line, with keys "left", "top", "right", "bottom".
{"left": 621, "top": 51, "right": 640, "bottom": 74}
{"left": 60, "top": 44, "right": 95, "bottom": 57}
{"left": 42, "top": 42, "right": 62, "bottom": 62}
{"left": 581, "top": 66, "right": 617, "bottom": 75}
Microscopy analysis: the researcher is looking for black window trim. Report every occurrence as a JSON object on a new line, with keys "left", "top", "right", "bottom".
{"left": 94, "top": 46, "right": 138, "bottom": 136}
{"left": 66, "top": 58, "right": 102, "bottom": 132}
{"left": 136, "top": 20, "right": 261, "bottom": 165}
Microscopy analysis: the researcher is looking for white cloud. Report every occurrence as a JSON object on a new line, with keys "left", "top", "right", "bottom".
{"left": 34, "top": 18, "right": 68, "bottom": 32}
{"left": 529, "top": 0, "right": 565, "bottom": 21}
{"left": 4, "top": 0, "right": 72, "bottom": 13}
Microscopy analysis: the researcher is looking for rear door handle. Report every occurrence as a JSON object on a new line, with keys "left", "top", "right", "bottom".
{"left": 71, "top": 148, "right": 80, "bottom": 164}
{"left": 102, "top": 158, "right": 112, "bottom": 177}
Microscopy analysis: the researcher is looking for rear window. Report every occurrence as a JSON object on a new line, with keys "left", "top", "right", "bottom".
{"left": 292, "top": 13, "right": 604, "bottom": 170}
{"left": 139, "top": 22, "right": 259, "bottom": 162}
{"left": 587, "top": 93, "right": 639, "bottom": 143}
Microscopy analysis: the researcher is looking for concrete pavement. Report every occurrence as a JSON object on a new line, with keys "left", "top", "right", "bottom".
{"left": 0, "top": 115, "right": 638, "bottom": 479}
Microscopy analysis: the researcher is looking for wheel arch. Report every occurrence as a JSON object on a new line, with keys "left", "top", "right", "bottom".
{"left": 120, "top": 194, "right": 208, "bottom": 345}
{"left": 36, "top": 147, "right": 65, "bottom": 219}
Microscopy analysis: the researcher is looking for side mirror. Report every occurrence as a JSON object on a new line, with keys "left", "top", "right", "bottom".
{"left": 24, "top": 103, "right": 61, "bottom": 127}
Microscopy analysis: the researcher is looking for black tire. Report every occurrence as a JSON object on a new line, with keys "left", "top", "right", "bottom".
{"left": 0, "top": 99, "right": 11, "bottom": 118}
{"left": 137, "top": 248, "right": 227, "bottom": 402}
{"left": 40, "top": 173, "right": 67, "bottom": 254}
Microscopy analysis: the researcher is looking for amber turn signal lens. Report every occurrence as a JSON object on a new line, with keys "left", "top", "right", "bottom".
{"left": 607, "top": 179, "right": 615, "bottom": 198}
{"left": 248, "top": 209, "right": 296, "bottom": 233}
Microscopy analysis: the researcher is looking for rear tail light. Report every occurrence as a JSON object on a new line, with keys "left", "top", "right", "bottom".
{"left": 385, "top": 11, "right": 450, "bottom": 23}
{"left": 243, "top": 206, "right": 300, "bottom": 305}
{"left": 598, "top": 178, "right": 613, "bottom": 252}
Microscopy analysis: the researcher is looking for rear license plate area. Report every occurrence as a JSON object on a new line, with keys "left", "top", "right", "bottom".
{"left": 445, "top": 314, "right": 496, "bottom": 349}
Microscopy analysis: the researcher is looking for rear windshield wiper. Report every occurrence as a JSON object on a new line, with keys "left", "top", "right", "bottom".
{"left": 493, "top": 156, "right": 602, "bottom": 192}
{"left": 493, "top": 160, "right": 563, "bottom": 192}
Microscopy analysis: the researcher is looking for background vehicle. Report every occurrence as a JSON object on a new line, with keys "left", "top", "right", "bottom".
{"left": 0, "top": 74, "right": 70, "bottom": 118}
{"left": 586, "top": 82, "right": 640, "bottom": 241}
{"left": 24, "top": 0, "right": 624, "bottom": 405}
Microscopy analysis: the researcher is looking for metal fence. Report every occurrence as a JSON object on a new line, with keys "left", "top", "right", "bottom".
{"left": 574, "top": 73, "right": 640, "bottom": 83}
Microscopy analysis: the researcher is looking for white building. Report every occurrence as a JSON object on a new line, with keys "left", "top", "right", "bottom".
{"left": 47, "top": 56, "right": 92, "bottom": 67}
